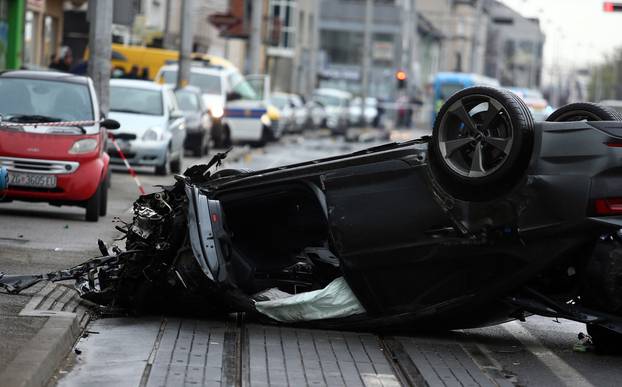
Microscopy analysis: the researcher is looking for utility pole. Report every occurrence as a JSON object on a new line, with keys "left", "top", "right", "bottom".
{"left": 361, "top": 0, "right": 373, "bottom": 101}
{"left": 470, "top": 0, "right": 484, "bottom": 74}
{"left": 163, "top": 0, "right": 173, "bottom": 49}
{"left": 177, "top": 0, "right": 194, "bottom": 89}
{"left": 87, "top": 0, "right": 113, "bottom": 115}
{"left": 409, "top": 0, "right": 418, "bottom": 93}
{"left": 248, "top": 0, "right": 264, "bottom": 74}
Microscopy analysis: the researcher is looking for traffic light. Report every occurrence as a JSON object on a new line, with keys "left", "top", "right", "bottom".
{"left": 396, "top": 70, "right": 407, "bottom": 89}
{"left": 604, "top": 2, "right": 622, "bottom": 12}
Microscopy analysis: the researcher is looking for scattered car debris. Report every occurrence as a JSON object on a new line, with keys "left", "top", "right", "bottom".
{"left": 573, "top": 333, "right": 594, "bottom": 353}
{"left": 1, "top": 88, "right": 622, "bottom": 352}
{"left": 254, "top": 277, "right": 365, "bottom": 322}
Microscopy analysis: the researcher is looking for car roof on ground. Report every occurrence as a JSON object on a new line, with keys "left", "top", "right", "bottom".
{"left": 0, "top": 70, "right": 89, "bottom": 84}
{"left": 110, "top": 78, "right": 164, "bottom": 90}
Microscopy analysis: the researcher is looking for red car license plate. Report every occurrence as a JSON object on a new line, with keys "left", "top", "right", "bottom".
{"left": 8, "top": 172, "right": 57, "bottom": 188}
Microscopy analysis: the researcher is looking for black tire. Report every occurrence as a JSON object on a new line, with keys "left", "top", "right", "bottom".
{"left": 191, "top": 133, "right": 208, "bottom": 157}
{"left": 222, "top": 125, "right": 232, "bottom": 148}
{"left": 202, "top": 134, "right": 210, "bottom": 156}
{"left": 546, "top": 102, "right": 622, "bottom": 122}
{"left": 214, "top": 125, "right": 232, "bottom": 148}
{"left": 155, "top": 149, "right": 169, "bottom": 176}
{"left": 254, "top": 125, "right": 270, "bottom": 147}
{"left": 170, "top": 153, "right": 182, "bottom": 174}
{"left": 99, "top": 171, "right": 110, "bottom": 217}
{"left": 429, "top": 86, "right": 534, "bottom": 201}
{"left": 85, "top": 185, "right": 101, "bottom": 222}
{"left": 212, "top": 123, "right": 224, "bottom": 148}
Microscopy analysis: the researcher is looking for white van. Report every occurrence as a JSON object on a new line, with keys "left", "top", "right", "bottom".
{"left": 156, "top": 62, "right": 276, "bottom": 146}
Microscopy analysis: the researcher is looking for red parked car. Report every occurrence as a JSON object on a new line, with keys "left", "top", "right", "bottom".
{"left": 0, "top": 70, "right": 118, "bottom": 221}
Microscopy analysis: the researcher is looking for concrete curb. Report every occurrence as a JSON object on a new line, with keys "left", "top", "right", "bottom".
{"left": 0, "top": 304, "right": 89, "bottom": 387}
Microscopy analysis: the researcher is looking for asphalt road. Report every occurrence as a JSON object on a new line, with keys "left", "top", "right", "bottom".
{"left": 2, "top": 128, "right": 622, "bottom": 386}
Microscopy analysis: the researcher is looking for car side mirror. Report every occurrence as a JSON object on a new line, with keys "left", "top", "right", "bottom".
{"left": 101, "top": 118, "right": 120, "bottom": 130}
{"left": 170, "top": 110, "right": 184, "bottom": 120}
{"left": 226, "top": 91, "right": 242, "bottom": 102}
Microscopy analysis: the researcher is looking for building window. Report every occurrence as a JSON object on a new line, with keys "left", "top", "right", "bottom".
{"left": 42, "top": 16, "right": 58, "bottom": 66}
{"left": 24, "top": 10, "right": 40, "bottom": 65}
{"left": 267, "top": 0, "right": 296, "bottom": 49}
{"left": 320, "top": 30, "right": 364, "bottom": 65}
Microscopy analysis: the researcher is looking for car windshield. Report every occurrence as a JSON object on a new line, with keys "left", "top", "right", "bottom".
{"left": 160, "top": 70, "right": 222, "bottom": 95}
{"left": 270, "top": 95, "right": 289, "bottom": 109}
{"left": 175, "top": 90, "right": 200, "bottom": 112}
{"left": 110, "top": 86, "right": 163, "bottom": 116}
{"left": 314, "top": 93, "right": 342, "bottom": 107}
{"left": 229, "top": 72, "right": 260, "bottom": 101}
{"left": 0, "top": 78, "right": 94, "bottom": 123}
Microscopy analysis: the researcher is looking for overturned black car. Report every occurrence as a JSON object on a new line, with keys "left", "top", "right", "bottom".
{"left": 3, "top": 87, "right": 622, "bottom": 351}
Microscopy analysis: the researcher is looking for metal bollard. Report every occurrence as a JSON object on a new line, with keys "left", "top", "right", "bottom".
{"left": 0, "top": 166, "right": 7, "bottom": 191}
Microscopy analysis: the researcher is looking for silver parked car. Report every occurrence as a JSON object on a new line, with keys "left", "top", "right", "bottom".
{"left": 108, "top": 79, "right": 186, "bottom": 175}
{"left": 270, "top": 92, "right": 296, "bottom": 133}
{"left": 175, "top": 86, "right": 212, "bottom": 157}
{"left": 312, "top": 88, "right": 351, "bottom": 135}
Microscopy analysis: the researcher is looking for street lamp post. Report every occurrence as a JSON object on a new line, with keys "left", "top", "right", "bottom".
{"left": 177, "top": 0, "right": 194, "bottom": 89}
{"left": 87, "top": 0, "right": 113, "bottom": 115}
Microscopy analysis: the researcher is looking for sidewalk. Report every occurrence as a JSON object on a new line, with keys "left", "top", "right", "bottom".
{"left": 52, "top": 316, "right": 506, "bottom": 387}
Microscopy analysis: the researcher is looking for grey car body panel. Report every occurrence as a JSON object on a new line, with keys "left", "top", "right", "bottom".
{"left": 185, "top": 185, "right": 228, "bottom": 282}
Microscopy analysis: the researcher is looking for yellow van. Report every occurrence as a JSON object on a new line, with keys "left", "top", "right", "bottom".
{"left": 85, "top": 44, "right": 235, "bottom": 80}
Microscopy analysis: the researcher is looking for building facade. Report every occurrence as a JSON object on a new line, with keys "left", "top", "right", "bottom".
{"left": 484, "top": 0, "right": 545, "bottom": 88}
{"left": 318, "top": 0, "right": 441, "bottom": 99}
{"left": 23, "top": 0, "right": 64, "bottom": 67}
{"left": 265, "top": 0, "right": 319, "bottom": 95}
{"left": 418, "top": 0, "right": 491, "bottom": 75}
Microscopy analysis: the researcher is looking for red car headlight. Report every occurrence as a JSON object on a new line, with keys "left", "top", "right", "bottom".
{"left": 69, "top": 138, "right": 98, "bottom": 154}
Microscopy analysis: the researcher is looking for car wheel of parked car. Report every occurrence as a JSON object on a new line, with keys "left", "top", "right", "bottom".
{"left": 170, "top": 153, "right": 183, "bottom": 174}
{"left": 429, "top": 86, "right": 534, "bottom": 201}
{"left": 85, "top": 185, "right": 101, "bottom": 222}
{"left": 99, "top": 170, "right": 110, "bottom": 217}
{"left": 155, "top": 151, "right": 170, "bottom": 176}
{"left": 191, "top": 133, "right": 205, "bottom": 157}
{"left": 213, "top": 126, "right": 231, "bottom": 148}
{"left": 254, "top": 125, "right": 271, "bottom": 148}
{"left": 546, "top": 102, "right": 622, "bottom": 122}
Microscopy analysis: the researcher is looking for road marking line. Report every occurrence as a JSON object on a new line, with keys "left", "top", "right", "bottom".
{"left": 503, "top": 321, "right": 594, "bottom": 387}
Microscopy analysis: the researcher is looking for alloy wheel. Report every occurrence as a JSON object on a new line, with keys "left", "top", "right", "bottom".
{"left": 437, "top": 95, "right": 514, "bottom": 178}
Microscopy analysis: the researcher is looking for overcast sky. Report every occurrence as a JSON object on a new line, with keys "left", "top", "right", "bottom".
{"left": 498, "top": 0, "right": 622, "bottom": 70}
